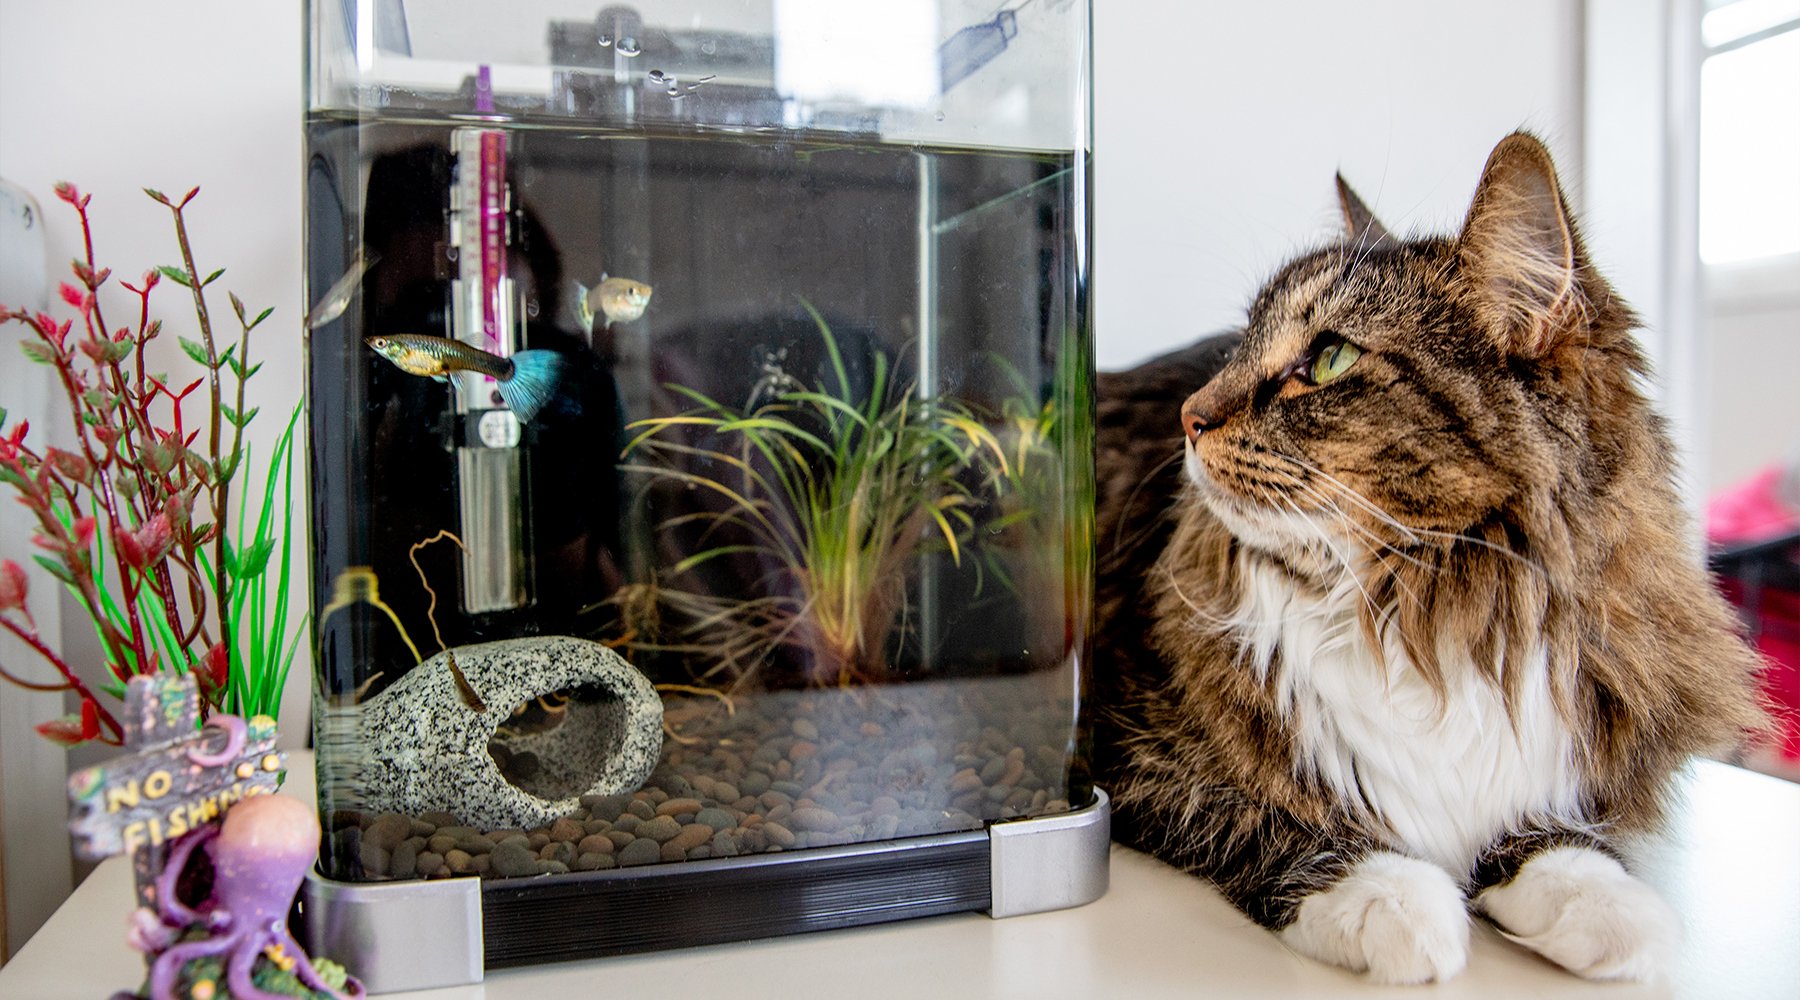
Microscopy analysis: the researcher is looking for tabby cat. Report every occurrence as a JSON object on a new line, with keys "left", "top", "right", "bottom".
{"left": 1093, "top": 132, "right": 1766, "bottom": 984}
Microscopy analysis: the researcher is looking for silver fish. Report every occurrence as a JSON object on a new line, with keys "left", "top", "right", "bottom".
{"left": 305, "top": 250, "right": 379, "bottom": 331}
{"left": 569, "top": 274, "right": 653, "bottom": 331}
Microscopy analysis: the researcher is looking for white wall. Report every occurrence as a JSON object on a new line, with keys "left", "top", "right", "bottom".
{"left": 1095, "top": 0, "right": 1585, "bottom": 369}
{"left": 1705, "top": 284, "right": 1800, "bottom": 493}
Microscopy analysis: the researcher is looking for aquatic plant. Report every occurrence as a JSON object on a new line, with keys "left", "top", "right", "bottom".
{"left": 983, "top": 326, "right": 1095, "bottom": 645}
{"left": 0, "top": 182, "right": 305, "bottom": 744}
{"left": 620, "top": 302, "right": 1008, "bottom": 687}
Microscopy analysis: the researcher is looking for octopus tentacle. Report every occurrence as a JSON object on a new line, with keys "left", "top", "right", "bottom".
{"left": 155, "top": 825, "right": 222, "bottom": 928}
{"left": 225, "top": 929, "right": 279, "bottom": 1000}
{"left": 147, "top": 932, "right": 237, "bottom": 1000}
{"left": 187, "top": 713, "right": 248, "bottom": 767}
{"left": 280, "top": 928, "right": 365, "bottom": 999}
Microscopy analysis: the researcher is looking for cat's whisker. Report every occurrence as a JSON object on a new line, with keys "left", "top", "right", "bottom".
{"left": 1274, "top": 451, "right": 1549, "bottom": 579}
{"left": 1266, "top": 453, "right": 1424, "bottom": 545}
{"left": 1290, "top": 480, "right": 1437, "bottom": 579}
{"left": 1271, "top": 492, "right": 1385, "bottom": 623}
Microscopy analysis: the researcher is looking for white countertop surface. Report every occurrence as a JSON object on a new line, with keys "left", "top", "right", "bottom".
{"left": 4, "top": 754, "right": 1796, "bottom": 999}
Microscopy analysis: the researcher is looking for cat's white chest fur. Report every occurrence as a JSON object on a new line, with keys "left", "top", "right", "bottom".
{"left": 1231, "top": 557, "right": 1584, "bottom": 875}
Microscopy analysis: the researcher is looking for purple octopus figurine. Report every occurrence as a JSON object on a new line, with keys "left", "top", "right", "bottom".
{"left": 140, "top": 791, "right": 364, "bottom": 1000}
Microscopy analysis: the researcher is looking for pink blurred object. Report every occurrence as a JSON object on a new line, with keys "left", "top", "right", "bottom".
{"left": 1707, "top": 465, "right": 1800, "bottom": 546}
{"left": 1708, "top": 463, "right": 1800, "bottom": 761}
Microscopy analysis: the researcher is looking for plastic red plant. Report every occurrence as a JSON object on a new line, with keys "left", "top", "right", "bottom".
{"left": 0, "top": 182, "right": 279, "bottom": 746}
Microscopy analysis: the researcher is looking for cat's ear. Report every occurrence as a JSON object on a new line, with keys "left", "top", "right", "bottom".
{"left": 1457, "top": 133, "right": 1589, "bottom": 357}
{"left": 1335, "top": 174, "right": 1391, "bottom": 247}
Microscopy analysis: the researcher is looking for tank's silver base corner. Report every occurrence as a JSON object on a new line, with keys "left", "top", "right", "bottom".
{"left": 987, "top": 786, "right": 1111, "bottom": 918}
{"left": 302, "top": 867, "right": 484, "bottom": 993}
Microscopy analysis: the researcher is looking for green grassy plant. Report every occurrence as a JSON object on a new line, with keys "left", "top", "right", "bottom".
{"left": 620, "top": 302, "right": 1008, "bottom": 687}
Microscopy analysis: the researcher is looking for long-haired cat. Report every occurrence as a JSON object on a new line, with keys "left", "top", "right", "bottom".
{"left": 1093, "top": 132, "right": 1766, "bottom": 984}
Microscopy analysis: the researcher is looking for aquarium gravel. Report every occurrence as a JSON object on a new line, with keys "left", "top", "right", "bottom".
{"left": 332, "top": 674, "right": 1079, "bottom": 881}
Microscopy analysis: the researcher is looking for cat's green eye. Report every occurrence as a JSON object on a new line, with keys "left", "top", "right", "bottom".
{"left": 1309, "top": 339, "right": 1362, "bottom": 384}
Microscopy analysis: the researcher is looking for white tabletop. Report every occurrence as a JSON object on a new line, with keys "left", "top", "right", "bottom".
{"left": 4, "top": 755, "right": 1795, "bottom": 999}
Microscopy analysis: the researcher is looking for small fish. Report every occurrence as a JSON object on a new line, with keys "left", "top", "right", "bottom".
{"left": 569, "top": 275, "right": 653, "bottom": 331}
{"left": 305, "top": 250, "right": 379, "bottom": 331}
{"left": 365, "top": 334, "right": 567, "bottom": 422}
{"left": 445, "top": 650, "right": 486, "bottom": 714}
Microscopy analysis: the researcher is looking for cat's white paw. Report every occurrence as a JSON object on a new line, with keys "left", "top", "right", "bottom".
{"left": 1280, "top": 852, "right": 1469, "bottom": 984}
{"left": 1475, "top": 845, "right": 1678, "bottom": 981}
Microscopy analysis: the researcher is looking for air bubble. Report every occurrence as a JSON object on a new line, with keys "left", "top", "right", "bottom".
{"left": 667, "top": 85, "right": 680, "bottom": 96}
{"left": 700, "top": 40, "right": 717, "bottom": 56}
{"left": 446, "top": 247, "right": 459, "bottom": 261}
{"left": 597, "top": 33, "right": 613, "bottom": 47}
{"left": 934, "top": 111, "right": 946, "bottom": 122}
{"left": 648, "top": 69, "right": 666, "bottom": 85}
{"left": 617, "top": 37, "right": 641, "bottom": 57}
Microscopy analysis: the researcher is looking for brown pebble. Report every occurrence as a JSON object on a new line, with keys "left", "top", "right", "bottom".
{"left": 578, "top": 834, "right": 615, "bottom": 855}
{"left": 950, "top": 768, "right": 984, "bottom": 793}
{"left": 761, "top": 821, "right": 796, "bottom": 847}
{"left": 766, "top": 803, "right": 793, "bottom": 825}
{"left": 472, "top": 854, "right": 491, "bottom": 874}
{"left": 660, "top": 841, "right": 688, "bottom": 863}
{"left": 637, "top": 816, "right": 682, "bottom": 843}
{"left": 359, "top": 843, "right": 390, "bottom": 877}
{"left": 364, "top": 814, "right": 412, "bottom": 853}
{"left": 870, "top": 796, "right": 900, "bottom": 817}
{"left": 446, "top": 849, "right": 474, "bottom": 874}
{"left": 550, "top": 818, "right": 585, "bottom": 843}
{"left": 606, "top": 830, "right": 636, "bottom": 849}
{"left": 860, "top": 721, "right": 885, "bottom": 738}
{"left": 416, "top": 851, "right": 444, "bottom": 874}
{"left": 787, "top": 807, "right": 840, "bottom": 832}
{"left": 574, "top": 852, "right": 615, "bottom": 872}
{"left": 759, "top": 790, "right": 793, "bottom": 809}
{"left": 791, "top": 718, "right": 820, "bottom": 741}
{"left": 714, "top": 782, "right": 741, "bottom": 803}
{"left": 788, "top": 740, "right": 818, "bottom": 762}
{"left": 668, "top": 823, "right": 713, "bottom": 852}
{"left": 527, "top": 832, "right": 551, "bottom": 850}
{"left": 656, "top": 797, "right": 704, "bottom": 818}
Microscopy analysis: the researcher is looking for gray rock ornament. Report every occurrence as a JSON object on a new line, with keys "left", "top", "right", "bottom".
{"left": 356, "top": 636, "right": 662, "bottom": 830}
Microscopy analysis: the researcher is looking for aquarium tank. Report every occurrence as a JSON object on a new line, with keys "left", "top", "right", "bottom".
{"left": 302, "top": 1, "right": 1100, "bottom": 988}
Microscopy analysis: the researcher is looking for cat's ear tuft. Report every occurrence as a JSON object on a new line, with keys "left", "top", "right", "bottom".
{"left": 1336, "top": 173, "right": 1392, "bottom": 248}
{"left": 1457, "top": 133, "right": 1589, "bottom": 357}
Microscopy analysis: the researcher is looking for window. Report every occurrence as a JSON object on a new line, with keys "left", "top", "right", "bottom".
{"left": 1698, "top": 0, "right": 1800, "bottom": 264}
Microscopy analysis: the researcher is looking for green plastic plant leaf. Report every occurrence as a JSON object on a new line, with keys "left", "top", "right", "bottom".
{"left": 157, "top": 265, "right": 193, "bottom": 288}
{"left": 31, "top": 555, "right": 76, "bottom": 586}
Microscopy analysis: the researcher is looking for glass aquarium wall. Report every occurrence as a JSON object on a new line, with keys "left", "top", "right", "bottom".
{"left": 305, "top": 0, "right": 1092, "bottom": 885}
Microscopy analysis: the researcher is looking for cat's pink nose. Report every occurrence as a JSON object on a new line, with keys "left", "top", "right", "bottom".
{"left": 1181, "top": 402, "right": 1216, "bottom": 443}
